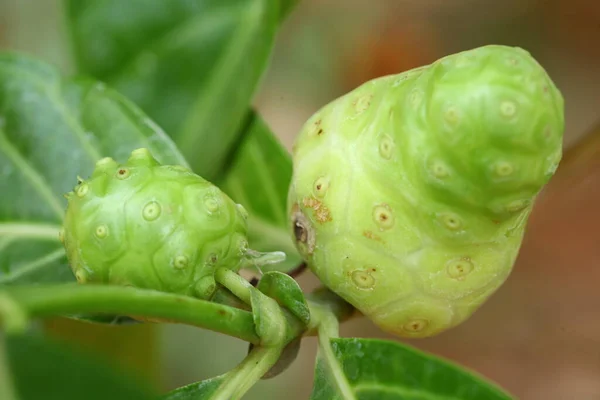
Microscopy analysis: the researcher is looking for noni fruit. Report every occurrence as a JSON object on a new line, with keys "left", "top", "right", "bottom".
{"left": 288, "top": 45, "right": 564, "bottom": 338}
{"left": 62, "top": 148, "right": 284, "bottom": 299}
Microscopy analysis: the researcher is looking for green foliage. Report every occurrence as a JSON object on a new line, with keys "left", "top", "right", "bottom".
{"left": 311, "top": 338, "right": 512, "bottom": 400}
{"left": 66, "top": 0, "right": 281, "bottom": 180}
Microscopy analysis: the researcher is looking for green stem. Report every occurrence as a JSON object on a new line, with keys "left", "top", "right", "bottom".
{"left": 305, "top": 287, "right": 356, "bottom": 335}
{"left": 309, "top": 298, "right": 356, "bottom": 400}
{"left": 1, "top": 284, "right": 260, "bottom": 344}
{"left": 212, "top": 345, "right": 284, "bottom": 400}
{"left": 0, "top": 332, "right": 19, "bottom": 400}
{"left": 215, "top": 267, "right": 254, "bottom": 305}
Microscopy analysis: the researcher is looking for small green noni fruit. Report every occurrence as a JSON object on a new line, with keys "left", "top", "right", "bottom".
{"left": 62, "top": 148, "right": 283, "bottom": 299}
{"left": 288, "top": 45, "right": 564, "bottom": 338}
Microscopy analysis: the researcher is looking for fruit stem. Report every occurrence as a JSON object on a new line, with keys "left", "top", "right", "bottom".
{"left": 215, "top": 267, "right": 254, "bottom": 305}
{"left": 305, "top": 287, "right": 356, "bottom": 335}
{"left": 211, "top": 345, "right": 285, "bottom": 400}
{"left": 308, "top": 295, "right": 356, "bottom": 400}
{"left": 0, "top": 284, "right": 261, "bottom": 344}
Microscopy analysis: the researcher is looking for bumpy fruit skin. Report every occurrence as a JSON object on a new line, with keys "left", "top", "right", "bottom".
{"left": 62, "top": 148, "right": 251, "bottom": 299}
{"left": 288, "top": 45, "right": 564, "bottom": 338}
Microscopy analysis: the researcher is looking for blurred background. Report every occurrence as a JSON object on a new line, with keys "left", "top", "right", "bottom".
{"left": 1, "top": 0, "right": 599, "bottom": 399}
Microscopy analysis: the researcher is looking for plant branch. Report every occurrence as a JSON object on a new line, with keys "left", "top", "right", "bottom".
{"left": 308, "top": 297, "right": 356, "bottom": 400}
{"left": 1, "top": 284, "right": 261, "bottom": 344}
{"left": 215, "top": 267, "right": 253, "bottom": 305}
{"left": 212, "top": 343, "right": 285, "bottom": 400}
{"left": 305, "top": 286, "right": 356, "bottom": 335}
{"left": 0, "top": 283, "right": 355, "bottom": 349}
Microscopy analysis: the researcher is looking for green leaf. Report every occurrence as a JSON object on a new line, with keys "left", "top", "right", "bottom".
{"left": 219, "top": 112, "right": 301, "bottom": 273}
{"left": 311, "top": 338, "right": 513, "bottom": 400}
{"left": 257, "top": 271, "right": 310, "bottom": 325}
{"left": 161, "top": 376, "right": 225, "bottom": 400}
{"left": 249, "top": 288, "right": 286, "bottom": 347}
{"left": 5, "top": 333, "right": 155, "bottom": 400}
{"left": 66, "top": 0, "right": 280, "bottom": 180}
{"left": 0, "top": 52, "right": 188, "bottom": 286}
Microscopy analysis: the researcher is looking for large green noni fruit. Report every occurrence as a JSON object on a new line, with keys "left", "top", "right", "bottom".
{"left": 288, "top": 45, "right": 564, "bottom": 338}
{"left": 62, "top": 148, "right": 283, "bottom": 299}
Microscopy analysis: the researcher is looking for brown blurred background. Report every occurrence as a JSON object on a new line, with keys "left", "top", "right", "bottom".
{"left": 1, "top": 0, "right": 599, "bottom": 399}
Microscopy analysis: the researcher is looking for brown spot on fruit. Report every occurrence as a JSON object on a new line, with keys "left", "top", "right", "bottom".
{"left": 294, "top": 222, "right": 307, "bottom": 243}
{"left": 437, "top": 212, "right": 463, "bottom": 231}
{"left": 291, "top": 204, "right": 316, "bottom": 255}
{"left": 309, "top": 119, "right": 323, "bottom": 137}
{"left": 351, "top": 269, "right": 376, "bottom": 289}
{"left": 403, "top": 319, "right": 428, "bottom": 333}
{"left": 94, "top": 225, "right": 108, "bottom": 239}
{"left": 303, "top": 196, "right": 332, "bottom": 223}
{"left": 447, "top": 257, "right": 474, "bottom": 280}
{"left": 379, "top": 135, "right": 394, "bottom": 159}
{"left": 363, "top": 230, "right": 385, "bottom": 243}
{"left": 116, "top": 168, "right": 131, "bottom": 180}
{"left": 372, "top": 204, "right": 394, "bottom": 230}
{"left": 313, "top": 176, "right": 330, "bottom": 198}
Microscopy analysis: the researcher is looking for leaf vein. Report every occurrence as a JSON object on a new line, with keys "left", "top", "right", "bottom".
{"left": 354, "top": 382, "right": 463, "bottom": 400}
{"left": 0, "top": 223, "right": 62, "bottom": 241}
{"left": 0, "top": 61, "right": 103, "bottom": 163}
{"left": 179, "top": 0, "right": 267, "bottom": 146}
{"left": 319, "top": 338, "right": 356, "bottom": 400}
{"left": 0, "top": 129, "right": 64, "bottom": 219}
{"left": 0, "top": 247, "right": 66, "bottom": 284}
